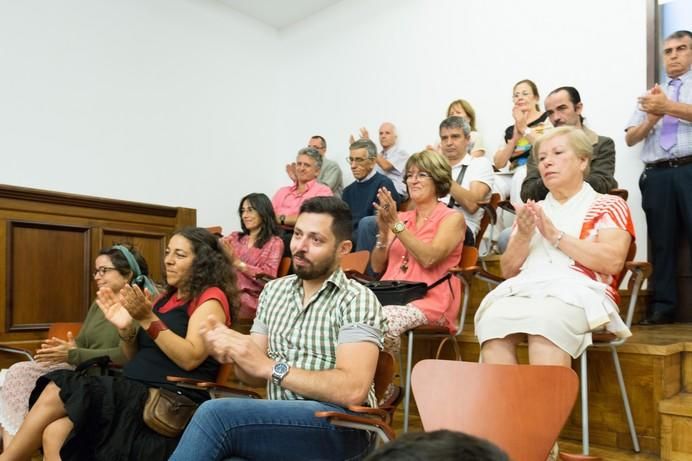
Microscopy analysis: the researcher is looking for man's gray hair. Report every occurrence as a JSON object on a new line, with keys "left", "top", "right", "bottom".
{"left": 439, "top": 116, "right": 471, "bottom": 137}
{"left": 665, "top": 30, "right": 692, "bottom": 42}
{"left": 297, "top": 147, "right": 323, "bottom": 169}
{"left": 349, "top": 139, "right": 378, "bottom": 159}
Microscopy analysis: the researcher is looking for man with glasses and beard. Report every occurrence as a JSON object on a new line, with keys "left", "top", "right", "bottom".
{"left": 169, "top": 196, "right": 386, "bottom": 461}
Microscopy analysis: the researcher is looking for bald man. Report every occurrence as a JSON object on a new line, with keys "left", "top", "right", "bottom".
{"left": 376, "top": 122, "right": 409, "bottom": 197}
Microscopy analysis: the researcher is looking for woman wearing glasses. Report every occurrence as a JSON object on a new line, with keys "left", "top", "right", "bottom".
{"left": 0, "top": 245, "right": 148, "bottom": 450}
{"left": 371, "top": 151, "right": 466, "bottom": 353}
{"left": 221, "top": 193, "right": 284, "bottom": 319}
{"left": 1, "top": 228, "right": 237, "bottom": 461}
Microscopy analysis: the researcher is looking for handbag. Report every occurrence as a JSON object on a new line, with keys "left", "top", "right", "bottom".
{"left": 142, "top": 387, "right": 198, "bottom": 438}
{"left": 363, "top": 273, "right": 452, "bottom": 306}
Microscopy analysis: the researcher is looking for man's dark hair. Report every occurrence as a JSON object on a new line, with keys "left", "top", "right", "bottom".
{"left": 299, "top": 196, "right": 352, "bottom": 244}
{"left": 365, "top": 430, "right": 509, "bottom": 461}
{"left": 311, "top": 135, "right": 327, "bottom": 149}
{"left": 549, "top": 86, "right": 584, "bottom": 125}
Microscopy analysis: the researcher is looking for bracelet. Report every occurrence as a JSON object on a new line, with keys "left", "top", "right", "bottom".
{"left": 146, "top": 320, "right": 169, "bottom": 340}
{"left": 553, "top": 231, "right": 565, "bottom": 248}
{"left": 375, "top": 234, "right": 388, "bottom": 250}
{"left": 118, "top": 326, "right": 137, "bottom": 342}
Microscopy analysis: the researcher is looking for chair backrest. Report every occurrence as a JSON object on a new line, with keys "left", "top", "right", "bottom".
{"left": 373, "top": 350, "right": 395, "bottom": 401}
{"left": 412, "top": 360, "right": 578, "bottom": 461}
{"left": 48, "top": 322, "right": 83, "bottom": 340}
{"left": 205, "top": 226, "right": 224, "bottom": 237}
{"left": 475, "top": 192, "right": 501, "bottom": 249}
{"left": 277, "top": 257, "right": 292, "bottom": 278}
{"left": 341, "top": 250, "right": 370, "bottom": 274}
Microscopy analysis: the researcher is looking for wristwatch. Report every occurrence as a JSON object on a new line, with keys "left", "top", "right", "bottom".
{"left": 392, "top": 221, "right": 406, "bottom": 235}
{"left": 279, "top": 215, "right": 286, "bottom": 226}
{"left": 522, "top": 127, "right": 533, "bottom": 137}
{"left": 271, "top": 361, "right": 290, "bottom": 386}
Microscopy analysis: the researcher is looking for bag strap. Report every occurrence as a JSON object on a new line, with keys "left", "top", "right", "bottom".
{"left": 447, "top": 164, "right": 468, "bottom": 208}
{"left": 427, "top": 272, "right": 452, "bottom": 290}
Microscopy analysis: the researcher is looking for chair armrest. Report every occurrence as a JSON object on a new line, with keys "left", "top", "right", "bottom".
{"left": 625, "top": 261, "right": 652, "bottom": 279}
{"left": 0, "top": 346, "right": 34, "bottom": 361}
{"left": 498, "top": 200, "right": 516, "bottom": 214}
{"left": 449, "top": 265, "right": 481, "bottom": 284}
{"left": 194, "top": 381, "right": 262, "bottom": 399}
{"left": 255, "top": 273, "right": 274, "bottom": 283}
{"left": 475, "top": 268, "right": 505, "bottom": 285}
{"left": 314, "top": 410, "right": 396, "bottom": 442}
{"left": 478, "top": 201, "right": 498, "bottom": 226}
{"left": 344, "top": 405, "right": 389, "bottom": 420}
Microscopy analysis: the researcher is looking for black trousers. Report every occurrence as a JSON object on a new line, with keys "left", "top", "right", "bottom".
{"left": 639, "top": 162, "right": 692, "bottom": 315}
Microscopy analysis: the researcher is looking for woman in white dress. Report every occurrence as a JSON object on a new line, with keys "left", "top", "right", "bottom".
{"left": 476, "top": 126, "right": 634, "bottom": 366}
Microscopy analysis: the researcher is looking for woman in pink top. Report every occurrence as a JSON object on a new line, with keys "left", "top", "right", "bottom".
{"left": 222, "top": 193, "right": 284, "bottom": 319}
{"left": 371, "top": 150, "right": 466, "bottom": 353}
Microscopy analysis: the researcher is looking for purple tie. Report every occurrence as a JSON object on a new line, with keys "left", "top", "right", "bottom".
{"left": 660, "top": 78, "right": 682, "bottom": 151}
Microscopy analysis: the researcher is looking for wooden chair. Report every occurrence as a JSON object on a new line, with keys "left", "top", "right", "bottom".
{"left": 0, "top": 322, "right": 83, "bottom": 361}
{"left": 475, "top": 192, "right": 501, "bottom": 252}
{"left": 341, "top": 250, "right": 370, "bottom": 274}
{"left": 255, "top": 256, "right": 292, "bottom": 283}
{"left": 411, "top": 360, "right": 579, "bottom": 461}
{"left": 400, "top": 245, "right": 480, "bottom": 432}
{"left": 472, "top": 241, "right": 650, "bottom": 456}
{"left": 314, "top": 351, "right": 401, "bottom": 445}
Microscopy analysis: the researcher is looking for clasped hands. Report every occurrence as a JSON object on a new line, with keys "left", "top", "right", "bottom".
{"left": 638, "top": 84, "right": 670, "bottom": 122}
{"left": 200, "top": 316, "right": 273, "bottom": 380}
{"left": 515, "top": 200, "right": 561, "bottom": 244}
{"left": 34, "top": 331, "right": 77, "bottom": 364}
{"left": 96, "top": 284, "right": 155, "bottom": 331}
{"left": 373, "top": 187, "right": 398, "bottom": 233}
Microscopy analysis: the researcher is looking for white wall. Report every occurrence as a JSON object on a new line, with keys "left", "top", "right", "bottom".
{"left": 277, "top": 0, "right": 650, "bottom": 259}
{"left": 0, "top": 0, "right": 278, "bottom": 232}
{"left": 0, "top": 0, "right": 651, "bottom": 258}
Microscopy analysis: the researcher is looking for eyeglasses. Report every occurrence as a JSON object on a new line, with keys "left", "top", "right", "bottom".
{"left": 240, "top": 207, "right": 256, "bottom": 214}
{"left": 404, "top": 172, "right": 433, "bottom": 182}
{"left": 93, "top": 267, "right": 118, "bottom": 277}
{"left": 346, "top": 156, "right": 371, "bottom": 164}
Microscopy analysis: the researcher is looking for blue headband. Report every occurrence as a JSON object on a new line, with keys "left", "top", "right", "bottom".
{"left": 112, "top": 245, "right": 159, "bottom": 296}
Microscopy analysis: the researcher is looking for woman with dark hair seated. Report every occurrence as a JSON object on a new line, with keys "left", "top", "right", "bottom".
{"left": 221, "top": 192, "right": 284, "bottom": 319}
{"left": 0, "top": 228, "right": 238, "bottom": 461}
{"left": 0, "top": 245, "right": 149, "bottom": 450}
{"left": 371, "top": 150, "right": 466, "bottom": 353}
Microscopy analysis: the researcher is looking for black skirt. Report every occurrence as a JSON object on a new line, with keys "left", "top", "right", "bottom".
{"left": 30, "top": 370, "right": 180, "bottom": 461}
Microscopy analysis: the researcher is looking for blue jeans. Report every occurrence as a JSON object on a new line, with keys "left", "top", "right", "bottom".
{"left": 169, "top": 399, "right": 374, "bottom": 461}
{"left": 355, "top": 216, "right": 378, "bottom": 253}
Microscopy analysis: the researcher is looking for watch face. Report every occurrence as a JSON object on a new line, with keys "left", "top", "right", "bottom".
{"left": 273, "top": 362, "right": 289, "bottom": 375}
{"left": 393, "top": 222, "right": 405, "bottom": 234}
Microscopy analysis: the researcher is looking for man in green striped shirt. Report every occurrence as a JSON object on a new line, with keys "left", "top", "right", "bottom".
{"left": 171, "top": 196, "right": 386, "bottom": 461}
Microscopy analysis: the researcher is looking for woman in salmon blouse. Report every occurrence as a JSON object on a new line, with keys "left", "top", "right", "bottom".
{"left": 371, "top": 150, "right": 466, "bottom": 353}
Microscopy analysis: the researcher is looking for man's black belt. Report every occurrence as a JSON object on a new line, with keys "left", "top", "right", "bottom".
{"left": 645, "top": 155, "right": 692, "bottom": 169}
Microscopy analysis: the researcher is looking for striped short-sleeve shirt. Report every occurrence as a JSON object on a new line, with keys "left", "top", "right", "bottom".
{"left": 252, "top": 268, "right": 385, "bottom": 407}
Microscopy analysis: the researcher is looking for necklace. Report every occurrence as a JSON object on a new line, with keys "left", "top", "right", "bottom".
{"left": 400, "top": 253, "right": 409, "bottom": 273}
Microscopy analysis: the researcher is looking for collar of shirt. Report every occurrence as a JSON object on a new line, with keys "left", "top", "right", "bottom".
{"left": 667, "top": 69, "right": 691, "bottom": 86}
{"left": 290, "top": 178, "right": 318, "bottom": 193}
{"left": 290, "top": 268, "right": 349, "bottom": 312}
{"left": 357, "top": 168, "right": 378, "bottom": 183}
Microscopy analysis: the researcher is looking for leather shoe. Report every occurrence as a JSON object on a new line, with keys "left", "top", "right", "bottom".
{"left": 639, "top": 311, "right": 674, "bottom": 325}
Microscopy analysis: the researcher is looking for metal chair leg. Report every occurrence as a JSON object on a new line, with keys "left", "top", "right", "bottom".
{"left": 611, "top": 346, "right": 640, "bottom": 452}
{"left": 402, "top": 331, "right": 415, "bottom": 433}
{"left": 581, "top": 352, "right": 590, "bottom": 455}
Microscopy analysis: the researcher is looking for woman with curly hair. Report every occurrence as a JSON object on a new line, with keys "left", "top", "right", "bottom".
{"left": 0, "top": 227, "right": 238, "bottom": 461}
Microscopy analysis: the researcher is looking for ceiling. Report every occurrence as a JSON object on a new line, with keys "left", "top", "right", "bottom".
{"left": 219, "top": 0, "right": 343, "bottom": 30}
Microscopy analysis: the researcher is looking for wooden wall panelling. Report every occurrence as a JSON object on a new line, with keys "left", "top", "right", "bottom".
{"left": 0, "top": 184, "right": 196, "bottom": 348}
{"left": 6, "top": 221, "right": 91, "bottom": 331}
{"left": 101, "top": 228, "right": 168, "bottom": 287}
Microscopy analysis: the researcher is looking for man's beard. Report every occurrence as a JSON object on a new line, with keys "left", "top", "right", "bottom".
{"left": 292, "top": 251, "right": 336, "bottom": 281}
